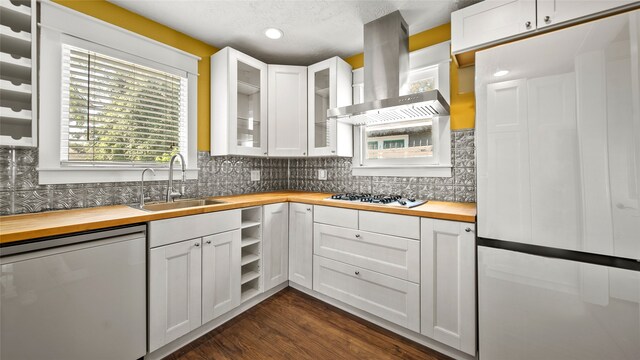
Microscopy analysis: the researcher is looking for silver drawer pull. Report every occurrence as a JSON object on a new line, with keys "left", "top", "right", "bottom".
{"left": 355, "top": 271, "right": 360, "bottom": 275}
{"left": 355, "top": 234, "right": 361, "bottom": 238}
{"left": 206, "top": 240, "right": 212, "bottom": 244}
{"left": 194, "top": 242, "right": 200, "bottom": 247}
{"left": 465, "top": 227, "right": 472, "bottom": 233}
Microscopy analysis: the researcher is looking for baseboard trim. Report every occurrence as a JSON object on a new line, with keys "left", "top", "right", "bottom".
{"left": 145, "top": 282, "right": 288, "bottom": 360}
{"left": 289, "top": 282, "right": 476, "bottom": 360}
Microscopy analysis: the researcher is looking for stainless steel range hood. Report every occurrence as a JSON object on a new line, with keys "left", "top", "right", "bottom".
{"left": 328, "top": 11, "right": 450, "bottom": 125}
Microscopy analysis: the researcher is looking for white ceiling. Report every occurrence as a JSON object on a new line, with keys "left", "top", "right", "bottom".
{"left": 108, "top": 0, "right": 480, "bottom": 65}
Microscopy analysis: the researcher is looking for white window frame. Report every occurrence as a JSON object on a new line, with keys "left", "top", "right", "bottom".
{"left": 352, "top": 41, "right": 452, "bottom": 177}
{"left": 38, "top": 1, "right": 200, "bottom": 184}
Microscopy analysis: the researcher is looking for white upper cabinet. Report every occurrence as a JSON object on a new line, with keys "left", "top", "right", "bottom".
{"left": 211, "top": 47, "right": 268, "bottom": 156}
{"left": 452, "top": 0, "right": 638, "bottom": 54}
{"left": 268, "top": 65, "right": 308, "bottom": 157}
{"left": 307, "top": 57, "right": 353, "bottom": 157}
{"left": 537, "top": 0, "right": 638, "bottom": 28}
{"left": 452, "top": 0, "right": 536, "bottom": 54}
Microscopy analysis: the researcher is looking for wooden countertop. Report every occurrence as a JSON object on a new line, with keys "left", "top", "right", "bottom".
{"left": 0, "top": 191, "right": 476, "bottom": 244}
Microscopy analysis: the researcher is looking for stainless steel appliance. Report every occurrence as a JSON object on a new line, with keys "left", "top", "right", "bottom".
{"left": 0, "top": 226, "right": 146, "bottom": 360}
{"left": 476, "top": 9, "right": 640, "bottom": 360}
{"left": 327, "top": 193, "right": 427, "bottom": 208}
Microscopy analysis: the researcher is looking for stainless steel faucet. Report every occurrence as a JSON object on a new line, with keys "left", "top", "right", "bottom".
{"left": 166, "top": 153, "right": 186, "bottom": 202}
{"left": 140, "top": 168, "right": 156, "bottom": 208}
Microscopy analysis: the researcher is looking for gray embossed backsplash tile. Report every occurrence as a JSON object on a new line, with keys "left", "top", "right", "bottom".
{"left": 0, "top": 129, "right": 475, "bottom": 215}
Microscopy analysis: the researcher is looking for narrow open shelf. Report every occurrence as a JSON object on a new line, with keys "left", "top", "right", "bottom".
{"left": 241, "top": 237, "right": 261, "bottom": 247}
{"left": 241, "top": 253, "right": 260, "bottom": 266}
{"left": 240, "top": 287, "right": 260, "bottom": 303}
{"left": 241, "top": 270, "right": 260, "bottom": 284}
{"left": 241, "top": 220, "right": 261, "bottom": 229}
{"left": 0, "top": 107, "right": 31, "bottom": 121}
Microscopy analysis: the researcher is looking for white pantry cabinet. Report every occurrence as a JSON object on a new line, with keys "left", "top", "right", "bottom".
{"left": 307, "top": 57, "right": 353, "bottom": 157}
{"left": 452, "top": 0, "right": 638, "bottom": 54}
{"left": 149, "top": 238, "right": 202, "bottom": 352}
{"left": 263, "top": 203, "right": 289, "bottom": 291}
{"left": 288, "top": 203, "right": 314, "bottom": 288}
{"left": 420, "top": 218, "right": 476, "bottom": 355}
{"left": 268, "top": 65, "right": 307, "bottom": 157}
{"left": 211, "top": 47, "right": 268, "bottom": 156}
{"left": 202, "top": 230, "right": 241, "bottom": 323}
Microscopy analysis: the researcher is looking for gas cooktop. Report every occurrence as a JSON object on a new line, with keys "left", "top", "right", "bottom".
{"left": 326, "top": 193, "right": 427, "bottom": 208}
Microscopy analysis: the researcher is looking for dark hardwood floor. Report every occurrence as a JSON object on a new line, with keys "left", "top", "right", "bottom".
{"left": 165, "top": 287, "right": 452, "bottom": 360}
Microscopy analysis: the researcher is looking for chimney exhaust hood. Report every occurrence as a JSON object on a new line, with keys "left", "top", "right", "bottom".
{"left": 328, "top": 11, "right": 450, "bottom": 125}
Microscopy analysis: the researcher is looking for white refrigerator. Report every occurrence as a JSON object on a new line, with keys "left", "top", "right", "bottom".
{"left": 476, "top": 9, "right": 640, "bottom": 360}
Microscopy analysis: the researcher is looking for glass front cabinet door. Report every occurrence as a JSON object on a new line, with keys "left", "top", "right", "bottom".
{"left": 211, "top": 47, "right": 268, "bottom": 156}
{"left": 307, "top": 57, "right": 353, "bottom": 157}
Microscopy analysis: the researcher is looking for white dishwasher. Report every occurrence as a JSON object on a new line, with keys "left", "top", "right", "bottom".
{"left": 0, "top": 225, "right": 146, "bottom": 360}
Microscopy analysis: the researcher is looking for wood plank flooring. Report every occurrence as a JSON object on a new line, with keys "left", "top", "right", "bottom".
{"left": 165, "top": 287, "right": 452, "bottom": 360}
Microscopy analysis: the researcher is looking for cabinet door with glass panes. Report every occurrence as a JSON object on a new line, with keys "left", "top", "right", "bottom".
{"left": 211, "top": 47, "right": 268, "bottom": 156}
{"left": 307, "top": 57, "right": 353, "bottom": 157}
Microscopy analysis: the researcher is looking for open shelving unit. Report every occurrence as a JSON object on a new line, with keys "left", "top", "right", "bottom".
{"left": 240, "top": 206, "right": 263, "bottom": 303}
{"left": 0, "top": 0, "right": 37, "bottom": 147}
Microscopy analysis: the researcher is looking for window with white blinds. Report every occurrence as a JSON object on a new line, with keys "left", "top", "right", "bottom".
{"left": 60, "top": 44, "right": 188, "bottom": 166}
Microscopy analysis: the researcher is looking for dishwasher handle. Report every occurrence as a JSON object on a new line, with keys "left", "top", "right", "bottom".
{"left": 0, "top": 224, "right": 146, "bottom": 257}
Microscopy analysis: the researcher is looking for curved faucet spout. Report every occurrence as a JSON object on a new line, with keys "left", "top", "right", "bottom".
{"left": 167, "top": 154, "right": 186, "bottom": 202}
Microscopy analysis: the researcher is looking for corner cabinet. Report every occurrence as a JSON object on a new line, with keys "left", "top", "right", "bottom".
{"left": 307, "top": 57, "right": 353, "bottom": 157}
{"left": 0, "top": 0, "right": 37, "bottom": 147}
{"left": 288, "top": 203, "right": 313, "bottom": 288}
{"left": 268, "top": 65, "right": 307, "bottom": 157}
{"left": 420, "top": 218, "right": 476, "bottom": 356}
{"left": 211, "top": 47, "right": 268, "bottom": 156}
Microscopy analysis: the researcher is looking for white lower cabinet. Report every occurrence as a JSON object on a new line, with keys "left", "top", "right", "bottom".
{"left": 421, "top": 218, "right": 476, "bottom": 355}
{"left": 313, "top": 256, "right": 420, "bottom": 332}
{"left": 202, "top": 230, "right": 241, "bottom": 323}
{"left": 149, "top": 238, "right": 202, "bottom": 352}
{"left": 263, "top": 203, "right": 289, "bottom": 291}
{"left": 288, "top": 203, "right": 314, "bottom": 288}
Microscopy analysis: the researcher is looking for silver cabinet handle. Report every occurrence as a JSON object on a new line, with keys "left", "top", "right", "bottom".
{"left": 525, "top": 21, "right": 531, "bottom": 29}
{"left": 206, "top": 240, "right": 212, "bottom": 244}
{"left": 544, "top": 16, "right": 551, "bottom": 24}
{"left": 355, "top": 271, "right": 360, "bottom": 275}
{"left": 355, "top": 234, "right": 361, "bottom": 238}
{"left": 194, "top": 242, "right": 200, "bottom": 247}
{"left": 263, "top": 152, "right": 267, "bottom": 155}
{"left": 303, "top": 152, "right": 306, "bottom": 155}
{"left": 306, "top": 208, "right": 312, "bottom": 211}
{"left": 465, "top": 227, "right": 472, "bottom": 233}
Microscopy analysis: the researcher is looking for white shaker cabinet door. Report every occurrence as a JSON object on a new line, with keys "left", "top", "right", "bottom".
{"left": 537, "top": 0, "right": 638, "bottom": 29}
{"left": 288, "top": 203, "right": 314, "bottom": 289}
{"left": 451, "top": 0, "right": 536, "bottom": 54}
{"left": 202, "top": 230, "right": 241, "bottom": 323}
{"left": 149, "top": 238, "right": 202, "bottom": 352}
{"left": 268, "top": 65, "right": 308, "bottom": 157}
{"left": 421, "top": 218, "right": 476, "bottom": 355}
{"left": 263, "top": 202, "right": 290, "bottom": 290}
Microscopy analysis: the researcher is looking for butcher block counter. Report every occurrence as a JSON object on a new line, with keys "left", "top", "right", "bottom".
{"left": 0, "top": 191, "right": 476, "bottom": 244}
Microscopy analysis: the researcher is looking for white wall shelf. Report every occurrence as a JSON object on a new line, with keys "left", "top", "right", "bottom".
{"left": 0, "top": 0, "right": 37, "bottom": 148}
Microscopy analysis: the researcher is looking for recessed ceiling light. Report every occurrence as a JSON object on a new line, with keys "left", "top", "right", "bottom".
{"left": 264, "top": 28, "right": 283, "bottom": 40}
{"left": 493, "top": 69, "right": 509, "bottom": 77}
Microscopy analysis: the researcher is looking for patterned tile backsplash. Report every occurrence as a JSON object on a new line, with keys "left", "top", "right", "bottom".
{"left": 0, "top": 129, "right": 475, "bottom": 215}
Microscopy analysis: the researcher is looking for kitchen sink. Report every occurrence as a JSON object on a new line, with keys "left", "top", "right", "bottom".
{"left": 137, "top": 198, "right": 226, "bottom": 211}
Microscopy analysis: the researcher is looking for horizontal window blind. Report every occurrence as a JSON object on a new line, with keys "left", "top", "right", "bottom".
{"left": 61, "top": 44, "right": 188, "bottom": 166}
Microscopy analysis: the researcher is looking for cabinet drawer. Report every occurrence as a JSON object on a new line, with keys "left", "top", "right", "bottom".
{"left": 314, "top": 205, "right": 358, "bottom": 229}
{"left": 149, "top": 209, "right": 241, "bottom": 248}
{"left": 314, "top": 223, "right": 420, "bottom": 282}
{"left": 358, "top": 211, "right": 420, "bottom": 239}
{"left": 313, "top": 256, "right": 420, "bottom": 332}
